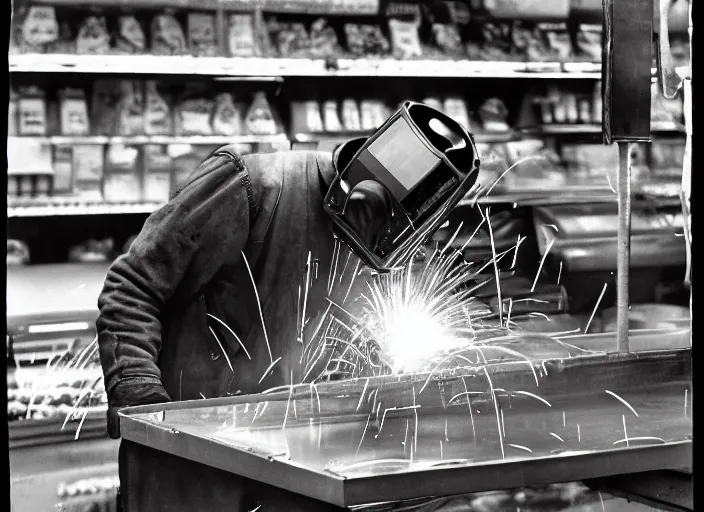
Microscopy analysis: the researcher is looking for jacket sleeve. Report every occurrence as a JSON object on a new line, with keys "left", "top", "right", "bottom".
{"left": 96, "top": 151, "right": 254, "bottom": 411}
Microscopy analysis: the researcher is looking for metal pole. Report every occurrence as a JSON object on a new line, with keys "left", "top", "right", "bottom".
{"left": 616, "top": 142, "right": 633, "bottom": 354}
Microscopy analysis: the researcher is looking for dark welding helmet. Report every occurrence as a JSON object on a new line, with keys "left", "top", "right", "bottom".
{"left": 325, "top": 101, "right": 480, "bottom": 273}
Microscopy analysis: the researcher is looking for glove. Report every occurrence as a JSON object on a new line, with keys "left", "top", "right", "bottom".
{"left": 107, "top": 382, "right": 171, "bottom": 439}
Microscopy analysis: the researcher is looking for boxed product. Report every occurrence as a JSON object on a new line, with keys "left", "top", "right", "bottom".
{"left": 143, "top": 145, "right": 173, "bottom": 203}
{"left": 17, "top": 87, "right": 47, "bottom": 136}
{"left": 144, "top": 81, "right": 173, "bottom": 136}
{"left": 309, "top": 18, "right": 342, "bottom": 58}
{"left": 152, "top": 14, "right": 187, "bottom": 56}
{"left": 575, "top": 24, "right": 602, "bottom": 61}
{"left": 176, "top": 89, "right": 214, "bottom": 136}
{"left": 341, "top": 99, "right": 362, "bottom": 131}
{"left": 478, "top": 98, "right": 510, "bottom": 132}
{"left": 92, "top": 80, "right": 123, "bottom": 136}
{"left": 502, "top": 140, "right": 566, "bottom": 190}
{"left": 115, "top": 16, "right": 146, "bottom": 54}
{"left": 344, "top": 24, "right": 390, "bottom": 56}
{"left": 188, "top": 13, "right": 218, "bottom": 57}
{"left": 76, "top": 16, "right": 110, "bottom": 54}
{"left": 322, "top": 100, "right": 343, "bottom": 132}
{"left": 117, "top": 81, "right": 145, "bottom": 136}
{"left": 103, "top": 145, "right": 142, "bottom": 202}
{"left": 52, "top": 146, "right": 74, "bottom": 194}
{"left": 432, "top": 24, "right": 465, "bottom": 57}
{"left": 388, "top": 19, "right": 423, "bottom": 59}
{"left": 474, "top": 143, "right": 508, "bottom": 189}
{"left": 443, "top": 97, "right": 472, "bottom": 130}
{"left": 212, "top": 93, "right": 244, "bottom": 136}
{"left": 269, "top": 20, "right": 311, "bottom": 57}
{"left": 466, "top": 22, "right": 519, "bottom": 61}
{"left": 72, "top": 145, "right": 104, "bottom": 200}
{"left": 17, "top": 6, "right": 59, "bottom": 53}
{"left": 245, "top": 92, "right": 280, "bottom": 135}
{"left": 228, "top": 14, "right": 257, "bottom": 57}
{"left": 291, "top": 101, "right": 323, "bottom": 133}
{"left": 59, "top": 89, "right": 90, "bottom": 136}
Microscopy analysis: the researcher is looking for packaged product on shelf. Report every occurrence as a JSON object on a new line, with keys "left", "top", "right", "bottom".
{"left": 117, "top": 81, "right": 145, "bottom": 136}
{"left": 17, "top": 6, "right": 59, "bottom": 53}
{"left": 115, "top": 16, "right": 146, "bottom": 54}
{"left": 360, "top": 100, "right": 376, "bottom": 131}
{"left": 59, "top": 89, "right": 90, "bottom": 136}
{"left": 323, "top": 100, "right": 343, "bottom": 132}
{"left": 188, "top": 13, "right": 218, "bottom": 57}
{"left": 466, "top": 22, "right": 518, "bottom": 61}
{"left": 592, "top": 81, "right": 603, "bottom": 124}
{"left": 651, "top": 81, "right": 684, "bottom": 127}
{"left": 388, "top": 19, "right": 423, "bottom": 59}
{"left": 17, "top": 87, "right": 47, "bottom": 136}
{"left": 564, "top": 94, "right": 579, "bottom": 124}
{"left": 7, "top": 240, "right": 30, "bottom": 266}
{"left": 228, "top": 14, "right": 257, "bottom": 57}
{"left": 68, "top": 238, "right": 114, "bottom": 263}
{"left": 7, "top": 176, "right": 19, "bottom": 198}
{"left": 504, "top": 139, "right": 566, "bottom": 190}
{"left": 72, "top": 145, "right": 104, "bottom": 200}
{"left": 269, "top": 20, "right": 312, "bottom": 58}
{"left": 578, "top": 98, "right": 592, "bottom": 124}
{"left": 144, "top": 81, "right": 173, "bottom": 136}
{"left": 104, "top": 145, "right": 142, "bottom": 202}
{"left": 152, "top": 14, "right": 188, "bottom": 56}
{"left": 76, "top": 16, "right": 110, "bottom": 55}
{"left": 8, "top": 90, "right": 18, "bottom": 136}
{"left": 91, "top": 80, "right": 122, "bottom": 136}
{"left": 341, "top": 99, "right": 362, "bottom": 131}
{"left": 445, "top": 1, "right": 472, "bottom": 25}
{"left": 53, "top": 146, "right": 74, "bottom": 194}
{"left": 18, "top": 175, "right": 34, "bottom": 197}
{"left": 537, "top": 23, "right": 572, "bottom": 61}
{"left": 212, "top": 93, "right": 243, "bottom": 136}
{"left": 575, "top": 24, "right": 602, "bottom": 61}
{"left": 344, "top": 24, "right": 391, "bottom": 57}
{"left": 143, "top": 145, "right": 173, "bottom": 203}
{"left": 309, "top": 18, "right": 342, "bottom": 58}
{"left": 245, "top": 92, "right": 280, "bottom": 135}
{"left": 478, "top": 98, "right": 509, "bottom": 132}
{"left": 35, "top": 174, "right": 52, "bottom": 197}
{"left": 175, "top": 86, "right": 213, "bottom": 136}
{"left": 443, "top": 97, "right": 472, "bottom": 130}
{"left": 48, "top": 21, "right": 76, "bottom": 54}
{"left": 432, "top": 24, "right": 465, "bottom": 58}
{"left": 291, "top": 101, "right": 323, "bottom": 133}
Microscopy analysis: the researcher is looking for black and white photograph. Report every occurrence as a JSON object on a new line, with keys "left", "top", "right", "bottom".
{"left": 4, "top": 0, "right": 693, "bottom": 510}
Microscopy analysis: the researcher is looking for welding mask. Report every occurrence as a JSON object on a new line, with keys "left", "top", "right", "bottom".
{"left": 325, "top": 101, "right": 480, "bottom": 273}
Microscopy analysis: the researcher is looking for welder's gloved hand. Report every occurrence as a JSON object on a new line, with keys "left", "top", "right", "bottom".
{"left": 107, "top": 382, "right": 171, "bottom": 439}
{"left": 341, "top": 180, "right": 392, "bottom": 253}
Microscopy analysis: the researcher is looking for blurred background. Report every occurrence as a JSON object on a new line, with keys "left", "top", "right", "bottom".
{"left": 6, "top": 0, "right": 690, "bottom": 509}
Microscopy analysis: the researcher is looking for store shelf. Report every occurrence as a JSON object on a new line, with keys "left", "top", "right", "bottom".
{"left": 9, "top": 134, "right": 289, "bottom": 146}
{"left": 30, "top": 0, "right": 379, "bottom": 15}
{"left": 9, "top": 408, "right": 108, "bottom": 449}
{"left": 517, "top": 122, "right": 686, "bottom": 136}
{"left": 8, "top": 199, "right": 164, "bottom": 218}
{"left": 9, "top": 54, "right": 604, "bottom": 79}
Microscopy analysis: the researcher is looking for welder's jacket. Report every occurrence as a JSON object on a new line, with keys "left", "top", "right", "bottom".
{"left": 97, "top": 148, "right": 345, "bottom": 430}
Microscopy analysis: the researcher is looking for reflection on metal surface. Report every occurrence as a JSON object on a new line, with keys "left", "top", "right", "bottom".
{"left": 121, "top": 340, "right": 691, "bottom": 507}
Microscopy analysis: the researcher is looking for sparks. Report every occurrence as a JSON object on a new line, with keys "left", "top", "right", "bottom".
{"left": 506, "top": 443, "right": 533, "bottom": 453}
{"left": 614, "top": 437, "right": 666, "bottom": 445}
{"left": 557, "top": 261, "right": 563, "bottom": 285}
{"left": 531, "top": 239, "right": 555, "bottom": 292}
{"left": 208, "top": 314, "right": 251, "bottom": 360}
{"left": 483, "top": 366, "right": 504, "bottom": 459}
{"left": 585, "top": 283, "right": 608, "bottom": 334}
{"left": 356, "top": 413, "right": 371, "bottom": 456}
{"left": 622, "top": 415, "right": 629, "bottom": 447}
{"left": 605, "top": 390, "right": 639, "bottom": 417}
{"left": 208, "top": 327, "right": 234, "bottom": 373}
{"left": 241, "top": 251, "right": 273, "bottom": 363}
{"left": 549, "top": 432, "right": 564, "bottom": 443}
{"left": 258, "top": 357, "right": 282, "bottom": 385}
{"left": 484, "top": 207, "right": 503, "bottom": 326}
{"left": 577, "top": 424, "right": 581, "bottom": 442}
{"left": 512, "top": 391, "right": 552, "bottom": 407}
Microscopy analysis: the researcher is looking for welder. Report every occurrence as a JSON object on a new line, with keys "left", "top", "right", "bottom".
{"left": 96, "top": 101, "right": 479, "bottom": 510}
